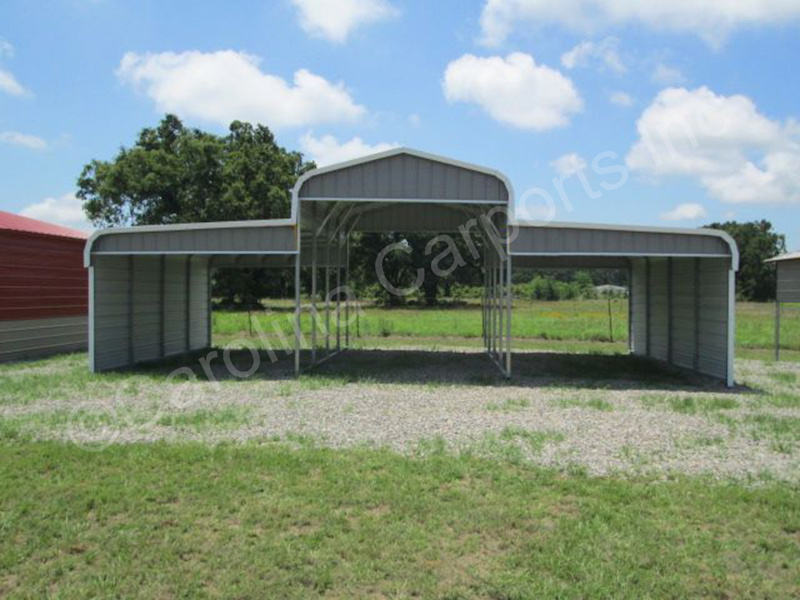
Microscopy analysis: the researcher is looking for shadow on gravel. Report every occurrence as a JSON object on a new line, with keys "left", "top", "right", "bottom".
{"left": 127, "top": 348, "right": 748, "bottom": 393}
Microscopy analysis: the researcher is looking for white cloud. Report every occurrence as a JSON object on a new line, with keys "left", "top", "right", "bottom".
{"left": 551, "top": 153, "right": 588, "bottom": 177}
{"left": 609, "top": 91, "right": 633, "bottom": 107}
{"left": 443, "top": 53, "right": 582, "bottom": 131}
{"left": 479, "top": 0, "right": 800, "bottom": 47}
{"left": 651, "top": 63, "right": 686, "bottom": 86}
{"left": 20, "top": 193, "right": 92, "bottom": 230}
{"left": 659, "top": 202, "right": 708, "bottom": 221}
{"left": 0, "top": 39, "right": 13, "bottom": 58}
{"left": 0, "top": 131, "right": 47, "bottom": 150}
{"left": 627, "top": 86, "right": 800, "bottom": 205}
{"left": 300, "top": 132, "right": 398, "bottom": 167}
{"left": 291, "top": 0, "right": 398, "bottom": 43}
{"left": 561, "top": 37, "right": 625, "bottom": 73}
{"left": 0, "top": 69, "right": 26, "bottom": 96}
{"left": 116, "top": 50, "right": 366, "bottom": 129}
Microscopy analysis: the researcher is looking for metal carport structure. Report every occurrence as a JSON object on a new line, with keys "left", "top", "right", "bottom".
{"left": 84, "top": 148, "right": 738, "bottom": 386}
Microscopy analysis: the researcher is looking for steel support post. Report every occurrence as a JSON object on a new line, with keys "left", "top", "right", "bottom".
{"left": 775, "top": 301, "right": 781, "bottom": 362}
{"left": 294, "top": 251, "right": 301, "bottom": 375}
{"left": 336, "top": 237, "right": 342, "bottom": 351}
{"left": 311, "top": 227, "right": 318, "bottom": 366}
{"left": 505, "top": 248, "right": 512, "bottom": 379}
{"left": 345, "top": 235, "right": 350, "bottom": 348}
{"left": 325, "top": 240, "right": 331, "bottom": 355}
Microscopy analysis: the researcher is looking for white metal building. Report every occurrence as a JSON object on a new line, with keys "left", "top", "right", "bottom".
{"left": 84, "top": 148, "right": 739, "bottom": 385}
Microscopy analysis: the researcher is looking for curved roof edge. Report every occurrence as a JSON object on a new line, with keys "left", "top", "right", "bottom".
{"left": 765, "top": 251, "right": 800, "bottom": 263}
{"left": 83, "top": 218, "right": 295, "bottom": 267}
{"left": 290, "top": 147, "right": 516, "bottom": 220}
{"left": 514, "top": 220, "right": 739, "bottom": 271}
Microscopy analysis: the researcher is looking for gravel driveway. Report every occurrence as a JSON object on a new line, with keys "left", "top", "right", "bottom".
{"left": 3, "top": 349, "right": 799, "bottom": 483}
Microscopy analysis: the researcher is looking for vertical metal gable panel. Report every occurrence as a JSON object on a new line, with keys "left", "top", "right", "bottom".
{"left": 299, "top": 154, "right": 509, "bottom": 202}
{"left": 777, "top": 261, "right": 800, "bottom": 302}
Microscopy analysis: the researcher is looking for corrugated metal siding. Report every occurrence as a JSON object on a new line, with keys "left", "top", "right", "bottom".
{"left": 697, "top": 259, "right": 730, "bottom": 380}
{"left": 299, "top": 154, "right": 509, "bottom": 202}
{"left": 93, "top": 256, "right": 131, "bottom": 371}
{"left": 189, "top": 258, "right": 210, "bottom": 350}
{"left": 669, "top": 259, "right": 698, "bottom": 370}
{"left": 777, "top": 261, "right": 800, "bottom": 303}
{"left": 629, "top": 257, "right": 730, "bottom": 381}
{"left": 92, "top": 255, "right": 210, "bottom": 372}
{"left": 92, "top": 225, "right": 297, "bottom": 255}
{"left": 0, "top": 316, "right": 87, "bottom": 362}
{"left": 512, "top": 226, "right": 730, "bottom": 257}
{"left": 631, "top": 259, "right": 648, "bottom": 356}
{"left": 648, "top": 259, "right": 669, "bottom": 361}
{"left": 0, "top": 230, "right": 87, "bottom": 322}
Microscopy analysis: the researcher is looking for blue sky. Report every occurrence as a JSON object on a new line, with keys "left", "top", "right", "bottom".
{"left": 1, "top": 0, "right": 799, "bottom": 248}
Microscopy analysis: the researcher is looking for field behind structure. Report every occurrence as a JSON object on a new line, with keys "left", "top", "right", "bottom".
{"left": 1, "top": 299, "right": 799, "bottom": 597}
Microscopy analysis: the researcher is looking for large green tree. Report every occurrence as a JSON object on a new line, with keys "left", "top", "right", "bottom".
{"left": 704, "top": 220, "right": 786, "bottom": 302}
{"left": 78, "top": 115, "right": 313, "bottom": 306}
{"left": 78, "top": 115, "right": 310, "bottom": 226}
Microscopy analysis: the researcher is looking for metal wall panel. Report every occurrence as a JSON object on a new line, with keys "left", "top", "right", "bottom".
{"left": 631, "top": 259, "right": 648, "bottom": 356}
{"left": 777, "top": 261, "right": 800, "bottom": 302}
{"left": 0, "top": 231, "right": 88, "bottom": 322}
{"left": 93, "top": 256, "right": 131, "bottom": 371}
{"left": 132, "top": 256, "right": 161, "bottom": 363}
{"left": 697, "top": 259, "right": 730, "bottom": 380}
{"left": 91, "top": 254, "right": 211, "bottom": 372}
{"left": 189, "top": 258, "right": 210, "bottom": 350}
{"left": 648, "top": 259, "right": 669, "bottom": 361}
{"left": 299, "top": 154, "right": 509, "bottom": 202}
{"left": 630, "top": 256, "right": 730, "bottom": 382}
{"left": 0, "top": 316, "right": 87, "bottom": 363}
{"left": 669, "top": 259, "right": 698, "bottom": 370}
{"left": 164, "top": 256, "right": 188, "bottom": 357}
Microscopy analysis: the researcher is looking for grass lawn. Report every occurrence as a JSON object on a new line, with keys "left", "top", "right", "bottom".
{"left": 212, "top": 299, "right": 800, "bottom": 360}
{"left": 2, "top": 300, "right": 800, "bottom": 597}
{"left": 1, "top": 441, "right": 798, "bottom": 598}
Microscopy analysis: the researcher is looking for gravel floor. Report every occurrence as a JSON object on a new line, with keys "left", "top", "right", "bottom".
{"left": 3, "top": 349, "right": 799, "bottom": 483}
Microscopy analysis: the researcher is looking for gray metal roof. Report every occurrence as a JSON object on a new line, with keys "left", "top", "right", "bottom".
{"left": 765, "top": 251, "right": 800, "bottom": 263}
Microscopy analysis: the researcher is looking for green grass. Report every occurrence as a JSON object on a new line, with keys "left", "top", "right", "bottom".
{"left": 0, "top": 441, "right": 798, "bottom": 598}
{"left": 157, "top": 407, "right": 253, "bottom": 430}
{"left": 486, "top": 397, "right": 530, "bottom": 412}
{"left": 212, "top": 299, "right": 800, "bottom": 360}
{"left": 553, "top": 397, "right": 615, "bottom": 411}
{"left": 742, "top": 414, "right": 800, "bottom": 454}
{"left": 640, "top": 394, "right": 740, "bottom": 415}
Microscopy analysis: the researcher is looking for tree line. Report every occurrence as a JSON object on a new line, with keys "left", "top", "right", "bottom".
{"left": 78, "top": 116, "right": 788, "bottom": 306}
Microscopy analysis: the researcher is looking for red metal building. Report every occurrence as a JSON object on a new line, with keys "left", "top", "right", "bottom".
{"left": 0, "top": 211, "right": 90, "bottom": 362}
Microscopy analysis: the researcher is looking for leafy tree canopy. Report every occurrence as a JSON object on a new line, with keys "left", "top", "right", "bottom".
{"left": 78, "top": 115, "right": 312, "bottom": 227}
{"left": 705, "top": 220, "right": 786, "bottom": 302}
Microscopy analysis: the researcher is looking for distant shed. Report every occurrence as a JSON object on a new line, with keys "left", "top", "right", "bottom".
{"left": 765, "top": 251, "right": 800, "bottom": 360}
{"left": 0, "top": 211, "right": 90, "bottom": 362}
